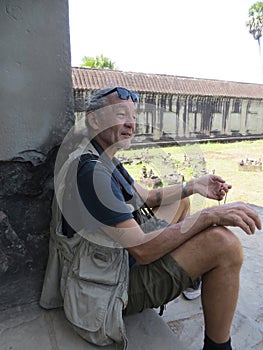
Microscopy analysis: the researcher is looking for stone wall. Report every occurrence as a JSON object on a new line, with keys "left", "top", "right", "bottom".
{"left": 0, "top": 0, "right": 74, "bottom": 310}
{"left": 74, "top": 90, "right": 263, "bottom": 142}
{"left": 138, "top": 93, "right": 263, "bottom": 141}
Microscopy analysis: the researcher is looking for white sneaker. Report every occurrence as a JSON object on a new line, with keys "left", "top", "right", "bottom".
{"left": 182, "top": 277, "right": 202, "bottom": 300}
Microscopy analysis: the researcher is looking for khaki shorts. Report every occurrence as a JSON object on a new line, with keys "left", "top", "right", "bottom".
{"left": 124, "top": 253, "right": 194, "bottom": 315}
{"left": 124, "top": 216, "right": 194, "bottom": 315}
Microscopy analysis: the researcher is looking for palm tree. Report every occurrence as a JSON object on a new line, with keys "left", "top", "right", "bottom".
{"left": 246, "top": 2, "right": 263, "bottom": 82}
{"left": 80, "top": 54, "right": 117, "bottom": 70}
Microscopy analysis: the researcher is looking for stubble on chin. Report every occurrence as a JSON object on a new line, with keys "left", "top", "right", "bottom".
{"left": 118, "top": 138, "right": 132, "bottom": 150}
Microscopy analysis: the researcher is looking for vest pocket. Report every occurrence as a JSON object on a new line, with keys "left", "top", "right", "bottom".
{"left": 64, "top": 277, "right": 110, "bottom": 331}
{"left": 63, "top": 239, "right": 128, "bottom": 346}
{"left": 72, "top": 240, "right": 124, "bottom": 285}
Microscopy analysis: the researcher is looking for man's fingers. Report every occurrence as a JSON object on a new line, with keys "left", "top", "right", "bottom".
{"left": 212, "top": 175, "right": 225, "bottom": 183}
{"left": 238, "top": 204, "right": 262, "bottom": 233}
{"left": 249, "top": 210, "right": 262, "bottom": 230}
{"left": 242, "top": 215, "right": 256, "bottom": 234}
{"left": 223, "top": 183, "right": 232, "bottom": 191}
{"left": 229, "top": 212, "right": 252, "bottom": 235}
{"left": 219, "top": 202, "right": 262, "bottom": 234}
{"left": 242, "top": 204, "right": 262, "bottom": 230}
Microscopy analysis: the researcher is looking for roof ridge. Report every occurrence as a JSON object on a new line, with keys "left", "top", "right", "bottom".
{"left": 71, "top": 67, "right": 263, "bottom": 98}
{"left": 72, "top": 66, "right": 262, "bottom": 86}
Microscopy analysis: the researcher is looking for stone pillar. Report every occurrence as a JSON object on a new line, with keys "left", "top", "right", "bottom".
{"left": 240, "top": 99, "right": 249, "bottom": 135}
{"left": 178, "top": 96, "right": 186, "bottom": 137}
{"left": 0, "top": 0, "right": 74, "bottom": 310}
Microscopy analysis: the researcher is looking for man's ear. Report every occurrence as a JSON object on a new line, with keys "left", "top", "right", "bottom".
{"left": 86, "top": 111, "right": 99, "bottom": 130}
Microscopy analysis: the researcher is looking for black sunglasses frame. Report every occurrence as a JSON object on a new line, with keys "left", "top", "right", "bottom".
{"left": 98, "top": 87, "right": 140, "bottom": 103}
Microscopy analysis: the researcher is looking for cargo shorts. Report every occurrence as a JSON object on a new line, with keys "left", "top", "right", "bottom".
{"left": 124, "top": 217, "right": 194, "bottom": 315}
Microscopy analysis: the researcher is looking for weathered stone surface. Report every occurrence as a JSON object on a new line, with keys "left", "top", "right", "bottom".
{"left": 0, "top": 147, "right": 58, "bottom": 310}
{"left": 0, "top": 211, "right": 28, "bottom": 275}
{"left": 0, "top": 305, "right": 186, "bottom": 350}
{"left": 0, "top": 0, "right": 74, "bottom": 311}
{"left": 0, "top": 0, "right": 74, "bottom": 160}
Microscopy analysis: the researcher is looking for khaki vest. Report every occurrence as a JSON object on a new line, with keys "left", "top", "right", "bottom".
{"left": 40, "top": 140, "right": 129, "bottom": 349}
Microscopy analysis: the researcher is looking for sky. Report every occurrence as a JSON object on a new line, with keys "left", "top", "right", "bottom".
{"left": 68, "top": 0, "right": 262, "bottom": 84}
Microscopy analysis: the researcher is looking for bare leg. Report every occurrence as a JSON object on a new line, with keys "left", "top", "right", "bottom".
{"left": 153, "top": 197, "right": 190, "bottom": 224}
{"left": 153, "top": 198, "right": 243, "bottom": 342}
{"left": 170, "top": 226, "right": 243, "bottom": 343}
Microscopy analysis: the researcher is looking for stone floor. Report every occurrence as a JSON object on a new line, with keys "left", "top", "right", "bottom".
{"left": 0, "top": 305, "right": 186, "bottom": 350}
{"left": 0, "top": 204, "right": 262, "bottom": 350}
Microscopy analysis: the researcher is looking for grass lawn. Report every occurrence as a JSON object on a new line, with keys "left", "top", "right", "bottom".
{"left": 117, "top": 139, "right": 263, "bottom": 210}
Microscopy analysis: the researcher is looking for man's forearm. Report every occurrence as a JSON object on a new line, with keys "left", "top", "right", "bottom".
{"left": 128, "top": 208, "right": 213, "bottom": 264}
{"left": 146, "top": 179, "right": 195, "bottom": 208}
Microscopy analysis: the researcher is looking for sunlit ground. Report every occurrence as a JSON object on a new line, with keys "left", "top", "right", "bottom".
{"left": 117, "top": 140, "right": 263, "bottom": 211}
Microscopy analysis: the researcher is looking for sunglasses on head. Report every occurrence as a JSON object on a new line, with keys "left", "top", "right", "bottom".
{"left": 98, "top": 87, "right": 140, "bottom": 103}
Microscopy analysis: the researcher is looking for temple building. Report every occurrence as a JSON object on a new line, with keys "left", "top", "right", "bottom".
{"left": 72, "top": 67, "right": 263, "bottom": 142}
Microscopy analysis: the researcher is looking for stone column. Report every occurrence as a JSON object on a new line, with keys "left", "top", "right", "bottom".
{"left": 0, "top": 0, "right": 74, "bottom": 310}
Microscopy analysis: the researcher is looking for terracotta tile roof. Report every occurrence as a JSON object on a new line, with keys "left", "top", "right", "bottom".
{"left": 72, "top": 67, "right": 263, "bottom": 99}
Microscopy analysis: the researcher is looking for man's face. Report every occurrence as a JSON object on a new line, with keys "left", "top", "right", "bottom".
{"left": 94, "top": 94, "right": 136, "bottom": 154}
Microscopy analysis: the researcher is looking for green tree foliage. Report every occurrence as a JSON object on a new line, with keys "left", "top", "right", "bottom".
{"left": 246, "top": 2, "right": 263, "bottom": 81}
{"left": 80, "top": 54, "right": 117, "bottom": 70}
{"left": 246, "top": 2, "right": 263, "bottom": 44}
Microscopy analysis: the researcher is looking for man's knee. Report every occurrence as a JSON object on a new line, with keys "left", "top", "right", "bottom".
{"left": 206, "top": 226, "right": 243, "bottom": 267}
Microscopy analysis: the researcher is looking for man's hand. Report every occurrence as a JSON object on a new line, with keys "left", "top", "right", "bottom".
{"left": 193, "top": 174, "right": 231, "bottom": 201}
{"left": 206, "top": 201, "right": 262, "bottom": 235}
